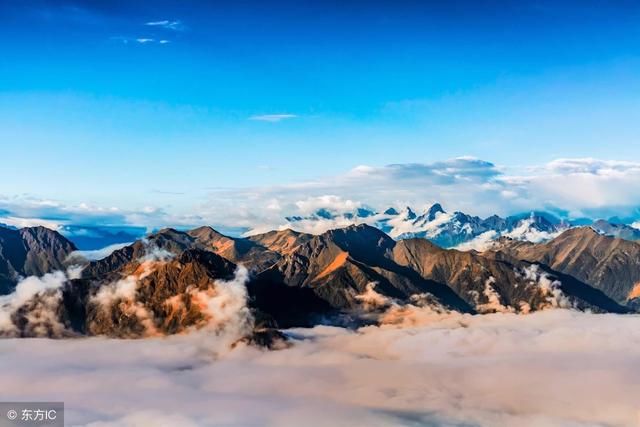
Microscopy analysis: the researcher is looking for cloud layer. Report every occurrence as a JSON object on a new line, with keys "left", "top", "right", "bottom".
{"left": 1, "top": 310, "right": 638, "bottom": 426}
{"left": 3, "top": 157, "right": 640, "bottom": 237}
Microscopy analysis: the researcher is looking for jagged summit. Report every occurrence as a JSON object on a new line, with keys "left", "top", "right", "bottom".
{"left": 383, "top": 207, "right": 399, "bottom": 215}
{"left": 426, "top": 203, "right": 445, "bottom": 221}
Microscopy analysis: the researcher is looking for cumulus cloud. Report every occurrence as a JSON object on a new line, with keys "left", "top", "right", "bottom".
{"left": 188, "top": 266, "right": 254, "bottom": 353}
{"left": 294, "top": 195, "right": 361, "bottom": 215}
{"left": 229, "top": 157, "right": 640, "bottom": 234}
{"left": 454, "top": 230, "right": 498, "bottom": 252}
{"left": 503, "top": 216, "right": 563, "bottom": 243}
{"left": 387, "top": 209, "right": 453, "bottom": 239}
{"left": 249, "top": 114, "right": 297, "bottom": 122}
{"left": 1, "top": 310, "right": 639, "bottom": 426}
{"left": 354, "top": 282, "right": 391, "bottom": 311}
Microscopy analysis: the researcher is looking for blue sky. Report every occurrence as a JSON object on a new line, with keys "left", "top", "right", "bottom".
{"left": 1, "top": 0, "right": 640, "bottom": 234}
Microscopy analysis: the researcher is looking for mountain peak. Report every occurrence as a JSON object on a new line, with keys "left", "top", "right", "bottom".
{"left": 355, "top": 207, "right": 375, "bottom": 218}
{"left": 326, "top": 223, "right": 393, "bottom": 246}
{"left": 314, "top": 208, "right": 334, "bottom": 219}
{"left": 401, "top": 206, "right": 417, "bottom": 220}
{"left": 187, "top": 225, "right": 228, "bottom": 240}
{"left": 426, "top": 203, "right": 445, "bottom": 220}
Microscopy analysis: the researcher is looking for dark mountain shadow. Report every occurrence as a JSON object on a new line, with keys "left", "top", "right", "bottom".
{"left": 249, "top": 268, "right": 335, "bottom": 328}
{"left": 536, "top": 264, "right": 630, "bottom": 314}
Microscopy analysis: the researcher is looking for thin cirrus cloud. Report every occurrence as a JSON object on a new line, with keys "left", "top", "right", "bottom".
{"left": 110, "top": 19, "right": 183, "bottom": 46}
{"left": 144, "top": 20, "right": 185, "bottom": 31}
{"left": 249, "top": 114, "right": 298, "bottom": 122}
{"left": 110, "top": 36, "right": 170, "bottom": 45}
{"left": 136, "top": 38, "right": 170, "bottom": 45}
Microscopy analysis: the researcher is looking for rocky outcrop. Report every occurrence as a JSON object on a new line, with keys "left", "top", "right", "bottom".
{"left": 491, "top": 227, "right": 640, "bottom": 305}
{"left": 0, "top": 226, "right": 76, "bottom": 294}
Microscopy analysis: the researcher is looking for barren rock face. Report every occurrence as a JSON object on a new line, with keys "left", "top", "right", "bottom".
{"left": 0, "top": 226, "right": 77, "bottom": 294}
{"left": 492, "top": 227, "right": 640, "bottom": 305}
{"left": 0, "top": 224, "right": 635, "bottom": 341}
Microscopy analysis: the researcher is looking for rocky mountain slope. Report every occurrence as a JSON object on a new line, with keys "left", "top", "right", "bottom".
{"left": 0, "top": 223, "right": 634, "bottom": 339}
{"left": 491, "top": 227, "right": 640, "bottom": 307}
{"left": 393, "top": 237, "right": 625, "bottom": 314}
{"left": 0, "top": 226, "right": 77, "bottom": 294}
{"left": 591, "top": 219, "right": 640, "bottom": 241}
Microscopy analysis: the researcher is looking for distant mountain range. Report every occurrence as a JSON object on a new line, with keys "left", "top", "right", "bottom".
{"left": 284, "top": 203, "right": 640, "bottom": 248}
{"left": 1, "top": 220, "right": 639, "bottom": 340}
{"left": 3, "top": 203, "right": 638, "bottom": 253}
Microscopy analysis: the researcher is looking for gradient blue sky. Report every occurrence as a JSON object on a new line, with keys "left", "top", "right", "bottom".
{"left": 1, "top": 0, "right": 640, "bottom": 231}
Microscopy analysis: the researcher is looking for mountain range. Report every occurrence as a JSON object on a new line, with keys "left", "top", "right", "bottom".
{"left": 1, "top": 219, "right": 638, "bottom": 341}
{"left": 284, "top": 203, "right": 640, "bottom": 248}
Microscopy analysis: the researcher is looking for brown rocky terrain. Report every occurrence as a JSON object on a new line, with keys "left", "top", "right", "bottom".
{"left": 0, "top": 226, "right": 77, "bottom": 294}
{"left": 0, "top": 223, "right": 633, "bottom": 339}
{"left": 491, "top": 227, "right": 640, "bottom": 306}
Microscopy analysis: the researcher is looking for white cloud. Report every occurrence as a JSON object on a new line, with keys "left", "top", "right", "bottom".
{"left": 294, "top": 195, "right": 361, "bottom": 215}
{"left": 1, "top": 310, "right": 639, "bottom": 426}
{"left": 188, "top": 266, "right": 254, "bottom": 353}
{"left": 0, "top": 216, "right": 63, "bottom": 230}
{"left": 474, "top": 277, "right": 514, "bottom": 313}
{"left": 518, "top": 265, "right": 573, "bottom": 309}
{"left": 144, "top": 20, "right": 185, "bottom": 31}
{"left": 111, "top": 36, "right": 172, "bottom": 45}
{"left": 3, "top": 157, "right": 640, "bottom": 236}
{"left": 387, "top": 209, "right": 453, "bottom": 239}
{"left": 544, "top": 158, "right": 640, "bottom": 175}
{"left": 249, "top": 114, "right": 297, "bottom": 122}
{"left": 0, "top": 269, "right": 80, "bottom": 337}
{"left": 0, "top": 195, "right": 199, "bottom": 232}
{"left": 454, "top": 230, "right": 498, "bottom": 252}
{"left": 68, "top": 242, "right": 132, "bottom": 261}
{"left": 503, "top": 216, "right": 563, "bottom": 243}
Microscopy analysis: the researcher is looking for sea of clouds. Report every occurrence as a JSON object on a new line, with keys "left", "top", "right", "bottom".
{"left": 1, "top": 309, "right": 639, "bottom": 427}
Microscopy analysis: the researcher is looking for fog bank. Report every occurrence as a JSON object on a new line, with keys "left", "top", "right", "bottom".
{"left": 1, "top": 310, "right": 639, "bottom": 427}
